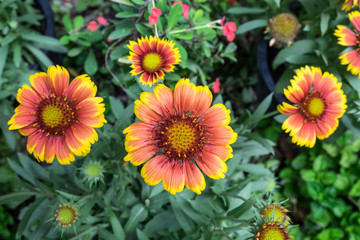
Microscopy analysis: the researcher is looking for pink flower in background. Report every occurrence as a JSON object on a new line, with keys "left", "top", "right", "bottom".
{"left": 220, "top": 16, "right": 226, "bottom": 26}
{"left": 107, "top": 37, "right": 113, "bottom": 43}
{"left": 151, "top": 8, "right": 162, "bottom": 17}
{"left": 222, "top": 21, "right": 237, "bottom": 42}
{"left": 87, "top": 21, "right": 98, "bottom": 31}
{"left": 173, "top": 1, "right": 190, "bottom": 18}
{"left": 149, "top": 15, "right": 158, "bottom": 25}
{"left": 212, "top": 78, "right": 220, "bottom": 93}
{"left": 226, "top": 32, "right": 235, "bottom": 42}
{"left": 97, "top": 16, "right": 108, "bottom": 25}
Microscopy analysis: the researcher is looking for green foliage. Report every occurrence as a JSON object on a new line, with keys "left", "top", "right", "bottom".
{"left": 279, "top": 132, "right": 360, "bottom": 239}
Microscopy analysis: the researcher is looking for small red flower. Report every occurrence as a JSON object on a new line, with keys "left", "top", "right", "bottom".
{"left": 173, "top": 1, "right": 190, "bottom": 18}
{"left": 212, "top": 78, "right": 220, "bottom": 93}
{"left": 87, "top": 21, "right": 98, "bottom": 31}
{"left": 149, "top": 15, "right": 158, "bottom": 25}
{"left": 97, "top": 16, "right": 107, "bottom": 25}
{"left": 107, "top": 37, "right": 113, "bottom": 43}
{"left": 151, "top": 8, "right": 162, "bottom": 17}
{"left": 222, "top": 21, "right": 237, "bottom": 42}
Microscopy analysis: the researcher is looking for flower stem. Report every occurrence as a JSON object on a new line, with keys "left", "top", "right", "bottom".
{"left": 151, "top": 0, "right": 159, "bottom": 37}
{"left": 169, "top": 19, "right": 221, "bottom": 34}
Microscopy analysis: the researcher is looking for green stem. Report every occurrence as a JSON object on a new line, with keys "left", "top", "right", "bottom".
{"left": 151, "top": 0, "right": 159, "bottom": 37}
{"left": 169, "top": 19, "right": 221, "bottom": 34}
{"left": 77, "top": 194, "right": 93, "bottom": 204}
{"left": 226, "top": 194, "right": 259, "bottom": 209}
{"left": 257, "top": 110, "right": 279, "bottom": 121}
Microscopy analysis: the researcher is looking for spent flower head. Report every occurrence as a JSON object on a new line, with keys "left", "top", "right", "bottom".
{"left": 266, "top": 13, "right": 300, "bottom": 47}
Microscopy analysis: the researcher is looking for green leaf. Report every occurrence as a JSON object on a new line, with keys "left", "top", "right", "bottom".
{"left": 136, "top": 229, "right": 149, "bottom": 240}
{"left": 115, "top": 12, "right": 139, "bottom": 18}
{"left": 274, "top": 0, "right": 281, "bottom": 7}
{"left": 68, "top": 47, "right": 83, "bottom": 57}
{"left": 227, "top": 7, "right": 266, "bottom": 15}
{"left": 236, "top": 19, "right": 267, "bottom": 34}
{"left": 143, "top": 211, "right": 181, "bottom": 237}
{"left": 244, "top": 133, "right": 274, "bottom": 155}
{"left": 108, "top": 28, "right": 132, "bottom": 40}
{"left": 135, "top": 24, "right": 153, "bottom": 36}
{"left": 106, "top": 207, "right": 125, "bottom": 239}
{"left": 0, "top": 192, "right": 38, "bottom": 205}
{"left": 0, "top": 45, "right": 9, "bottom": 79}
{"left": 24, "top": 44, "right": 53, "bottom": 68}
{"left": 84, "top": 50, "right": 98, "bottom": 75}
{"left": 63, "top": 15, "right": 73, "bottom": 32}
{"left": 1, "top": 32, "right": 18, "bottom": 45}
{"left": 73, "top": 15, "right": 84, "bottom": 29}
{"left": 350, "top": 180, "right": 360, "bottom": 197}
{"left": 168, "top": 4, "right": 183, "bottom": 30}
{"left": 17, "top": 198, "right": 45, "bottom": 238}
{"left": 320, "top": 13, "right": 330, "bottom": 36}
{"left": 237, "top": 163, "right": 272, "bottom": 176}
{"left": 0, "top": 113, "right": 16, "bottom": 150}
{"left": 13, "top": 40, "right": 21, "bottom": 68}
{"left": 172, "top": 31, "right": 194, "bottom": 40}
{"left": 273, "top": 40, "right": 317, "bottom": 69}
{"left": 247, "top": 93, "right": 273, "bottom": 125}
{"left": 173, "top": 40, "right": 188, "bottom": 64}
{"left": 170, "top": 196, "right": 194, "bottom": 233}
{"left": 124, "top": 204, "right": 148, "bottom": 233}
{"left": 109, "top": 96, "right": 125, "bottom": 120}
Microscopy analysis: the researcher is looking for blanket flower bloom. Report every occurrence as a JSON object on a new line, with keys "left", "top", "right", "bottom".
{"left": 8, "top": 66, "right": 107, "bottom": 164}
{"left": 256, "top": 221, "right": 293, "bottom": 240}
{"left": 334, "top": 11, "right": 360, "bottom": 76}
{"left": 277, "top": 66, "right": 347, "bottom": 148}
{"left": 128, "top": 36, "right": 181, "bottom": 86}
{"left": 123, "top": 78, "right": 237, "bottom": 195}
{"left": 261, "top": 204, "right": 290, "bottom": 226}
{"left": 342, "top": 0, "right": 358, "bottom": 11}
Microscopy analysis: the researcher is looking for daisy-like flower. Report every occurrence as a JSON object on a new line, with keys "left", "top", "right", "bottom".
{"left": 8, "top": 66, "right": 107, "bottom": 165}
{"left": 342, "top": 0, "right": 358, "bottom": 12}
{"left": 128, "top": 36, "right": 181, "bottom": 87}
{"left": 123, "top": 78, "right": 237, "bottom": 195}
{"left": 55, "top": 204, "right": 78, "bottom": 228}
{"left": 334, "top": 11, "right": 360, "bottom": 77}
{"left": 261, "top": 204, "right": 291, "bottom": 226}
{"left": 277, "top": 66, "right": 347, "bottom": 148}
{"left": 256, "top": 221, "right": 294, "bottom": 240}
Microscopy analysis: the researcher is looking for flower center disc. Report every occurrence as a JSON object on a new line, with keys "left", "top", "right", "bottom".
{"left": 299, "top": 91, "right": 326, "bottom": 122}
{"left": 155, "top": 115, "right": 205, "bottom": 159}
{"left": 142, "top": 53, "right": 163, "bottom": 73}
{"left": 55, "top": 205, "right": 78, "bottom": 227}
{"left": 86, "top": 163, "right": 102, "bottom": 178}
{"left": 260, "top": 227, "right": 287, "bottom": 240}
{"left": 37, "top": 97, "right": 76, "bottom": 135}
{"left": 42, "top": 105, "right": 63, "bottom": 127}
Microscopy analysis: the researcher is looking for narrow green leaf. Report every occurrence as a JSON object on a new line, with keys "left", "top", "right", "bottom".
{"left": 136, "top": 229, "right": 149, "bottom": 240}
{"left": 170, "top": 196, "right": 194, "bottom": 233}
{"left": 168, "top": 4, "right": 183, "bottom": 30}
{"left": 1, "top": 32, "right": 18, "bottom": 45}
{"left": 250, "top": 93, "right": 273, "bottom": 121}
{"left": 0, "top": 192, "right": 38, "bottom": 205}
{"left": 24, "top": 44, "right": 53, "bottom": 68}
{"left": 320, "top": 13, "right": 330, "bottom": 36}
{"left": 236, "top": 19, "right": 267, "bottom": 34}
{"left": 17, "top": 198, "right": 45, "bottom": 238}
{"left": 115, "top": 12, "right": 139, "bottom": 18}
{"left": 124, "top": 204, "right": 148, "bottom": 233}
{"left": 13, "top": 40, "right": 21, "bottom": 68}
{"left": 109, "top": 96, "right": 125, "bottom": 120}
{"left": 84, "top": 50, "right": 98, "bottom": 75}
{"left": 107, "top": 207, "right": 125, "bottom": 239}
{"left": 0, "top": 45, "right": 9, "bottom": 79}
{"left": 227, "top": 7, "right": 266, "bottom": 15}
{"left": 0, "top": 113, "right": 16, "bottom": 150}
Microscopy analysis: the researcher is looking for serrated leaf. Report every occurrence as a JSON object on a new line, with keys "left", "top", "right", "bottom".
{"left": 168, "top": 4, "right": 183, "bottom": 30}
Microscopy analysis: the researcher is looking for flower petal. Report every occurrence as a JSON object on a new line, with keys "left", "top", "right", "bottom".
{"left": 334, "top": 25, "right": 357, "bottom": 46}
{"left": 349, "top": 11, "right": 360, "bottom": 31}
{"left": 141, "top": 154, "right": 169, "bottom": 186}
{"left": 134, "top": 100, "right": 162, "bottom": 123}
{"left": 124, "top": 145, "right": 157, "bottom": 166}
{"left": 339, "top": 50, "right": 360, "bottom": 76}
{"left": 184, "top": 160, "right": 206, "bottom": 194}
{"left": 200, "top": 104, "right": 230, "bottom": 127}
{"left": 192, "top": 85, "right": 212, "bottom": 116}
{"left": 196, "top": 151, "right": 227, "bottom": 179}
{"left": 29, "top": 72, "right": 51, "bottom": 97}
{"left": 205, "top": 125, "right": 238, "bottom": 145}
{"left": 123, "top": 121, "right": 154, "bottom": 140}
{"left": 47, "top": 65, "right": 70, "bottom": 97}
{"left": 174, "top": 78, "right": 196, "bottom": 114}
{"left": 55, "top": 137, "right": 75, "bottom": 165}
{"left": 163, "top": 161, "right": 185, "bottom": 195}
{"left": 154, "top": 84, "right": 175, "bottom": 115}
{"left": 277, "top": 102, "right": 299, "bottom": 115}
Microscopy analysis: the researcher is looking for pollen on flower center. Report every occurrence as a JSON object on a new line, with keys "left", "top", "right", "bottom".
{"left": 256, "top": 221, "right": 291, "bottom": 240}
{"left": 37, "top": 96, "right": 76, "bottom": 136}
{"left": 299, "top": 91, "right": 326, "bottom": 122}
{"left": 42, "top": 105, "right": 63, "bottom": 127}
{"left": 155, "top": 115, "right": 205, "bottom": 159}
{"left": 142, "top": 53, "right": 163, "bottom": 73}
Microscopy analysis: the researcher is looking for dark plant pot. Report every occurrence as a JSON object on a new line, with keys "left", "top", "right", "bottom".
{"left": 256, "top": 38, "right": 288, "bottom": 105}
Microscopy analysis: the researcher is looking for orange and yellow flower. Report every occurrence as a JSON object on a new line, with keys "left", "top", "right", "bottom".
{"left": 342, "top": 0, "right": 358, "bottom": 11}
{"left": 128, "top": 36, "right": 181, "bottom": 87}
{"left": 334, "top": 11, "right": 360, "bottom": 76}
{"left": 8, "top": 65, "right": 107, "bottom": 165}
{"left": 261, "top": 204, "right": 291, "bottom": 226}
{"left": 123, "top": 78, "right": 237, "bottom": 195}
{"left": 277, "top": 66, "right": 347, "bottom": 148}
{"left": 256, "top": 221, "right": 293, "bottom": 240}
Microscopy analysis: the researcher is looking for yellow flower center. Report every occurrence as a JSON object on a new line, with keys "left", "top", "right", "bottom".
{"left": 55, "top": 205, "right": 78, "bottom": 227}
{"left": 308, "top": 97, "right": 324, "bottom": 116}
{"left": 142, "top": 53, "right": 163, "bottom": 73}
{"left": 256, "top": 222, "right": 291, "bottom": 240}
{"left": 299, "top": 91, "right": 326, "bottom": 122}
{"left": 269, "top": 13, "right": 300, "bottom": 44}
{"left": 168, "top": 123, "right": 196, "bottom": 152}
{"left": 37, "top": 96, "right": 76, "bottom": 136}
{"left": 86, "top": 163, "right": 102, "bottom": 178}
{"left": 42, "top": 105, "right": 63, "bottom": 128}
{"left": 155, "top": 115, "right": 205, "bottom": 159}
